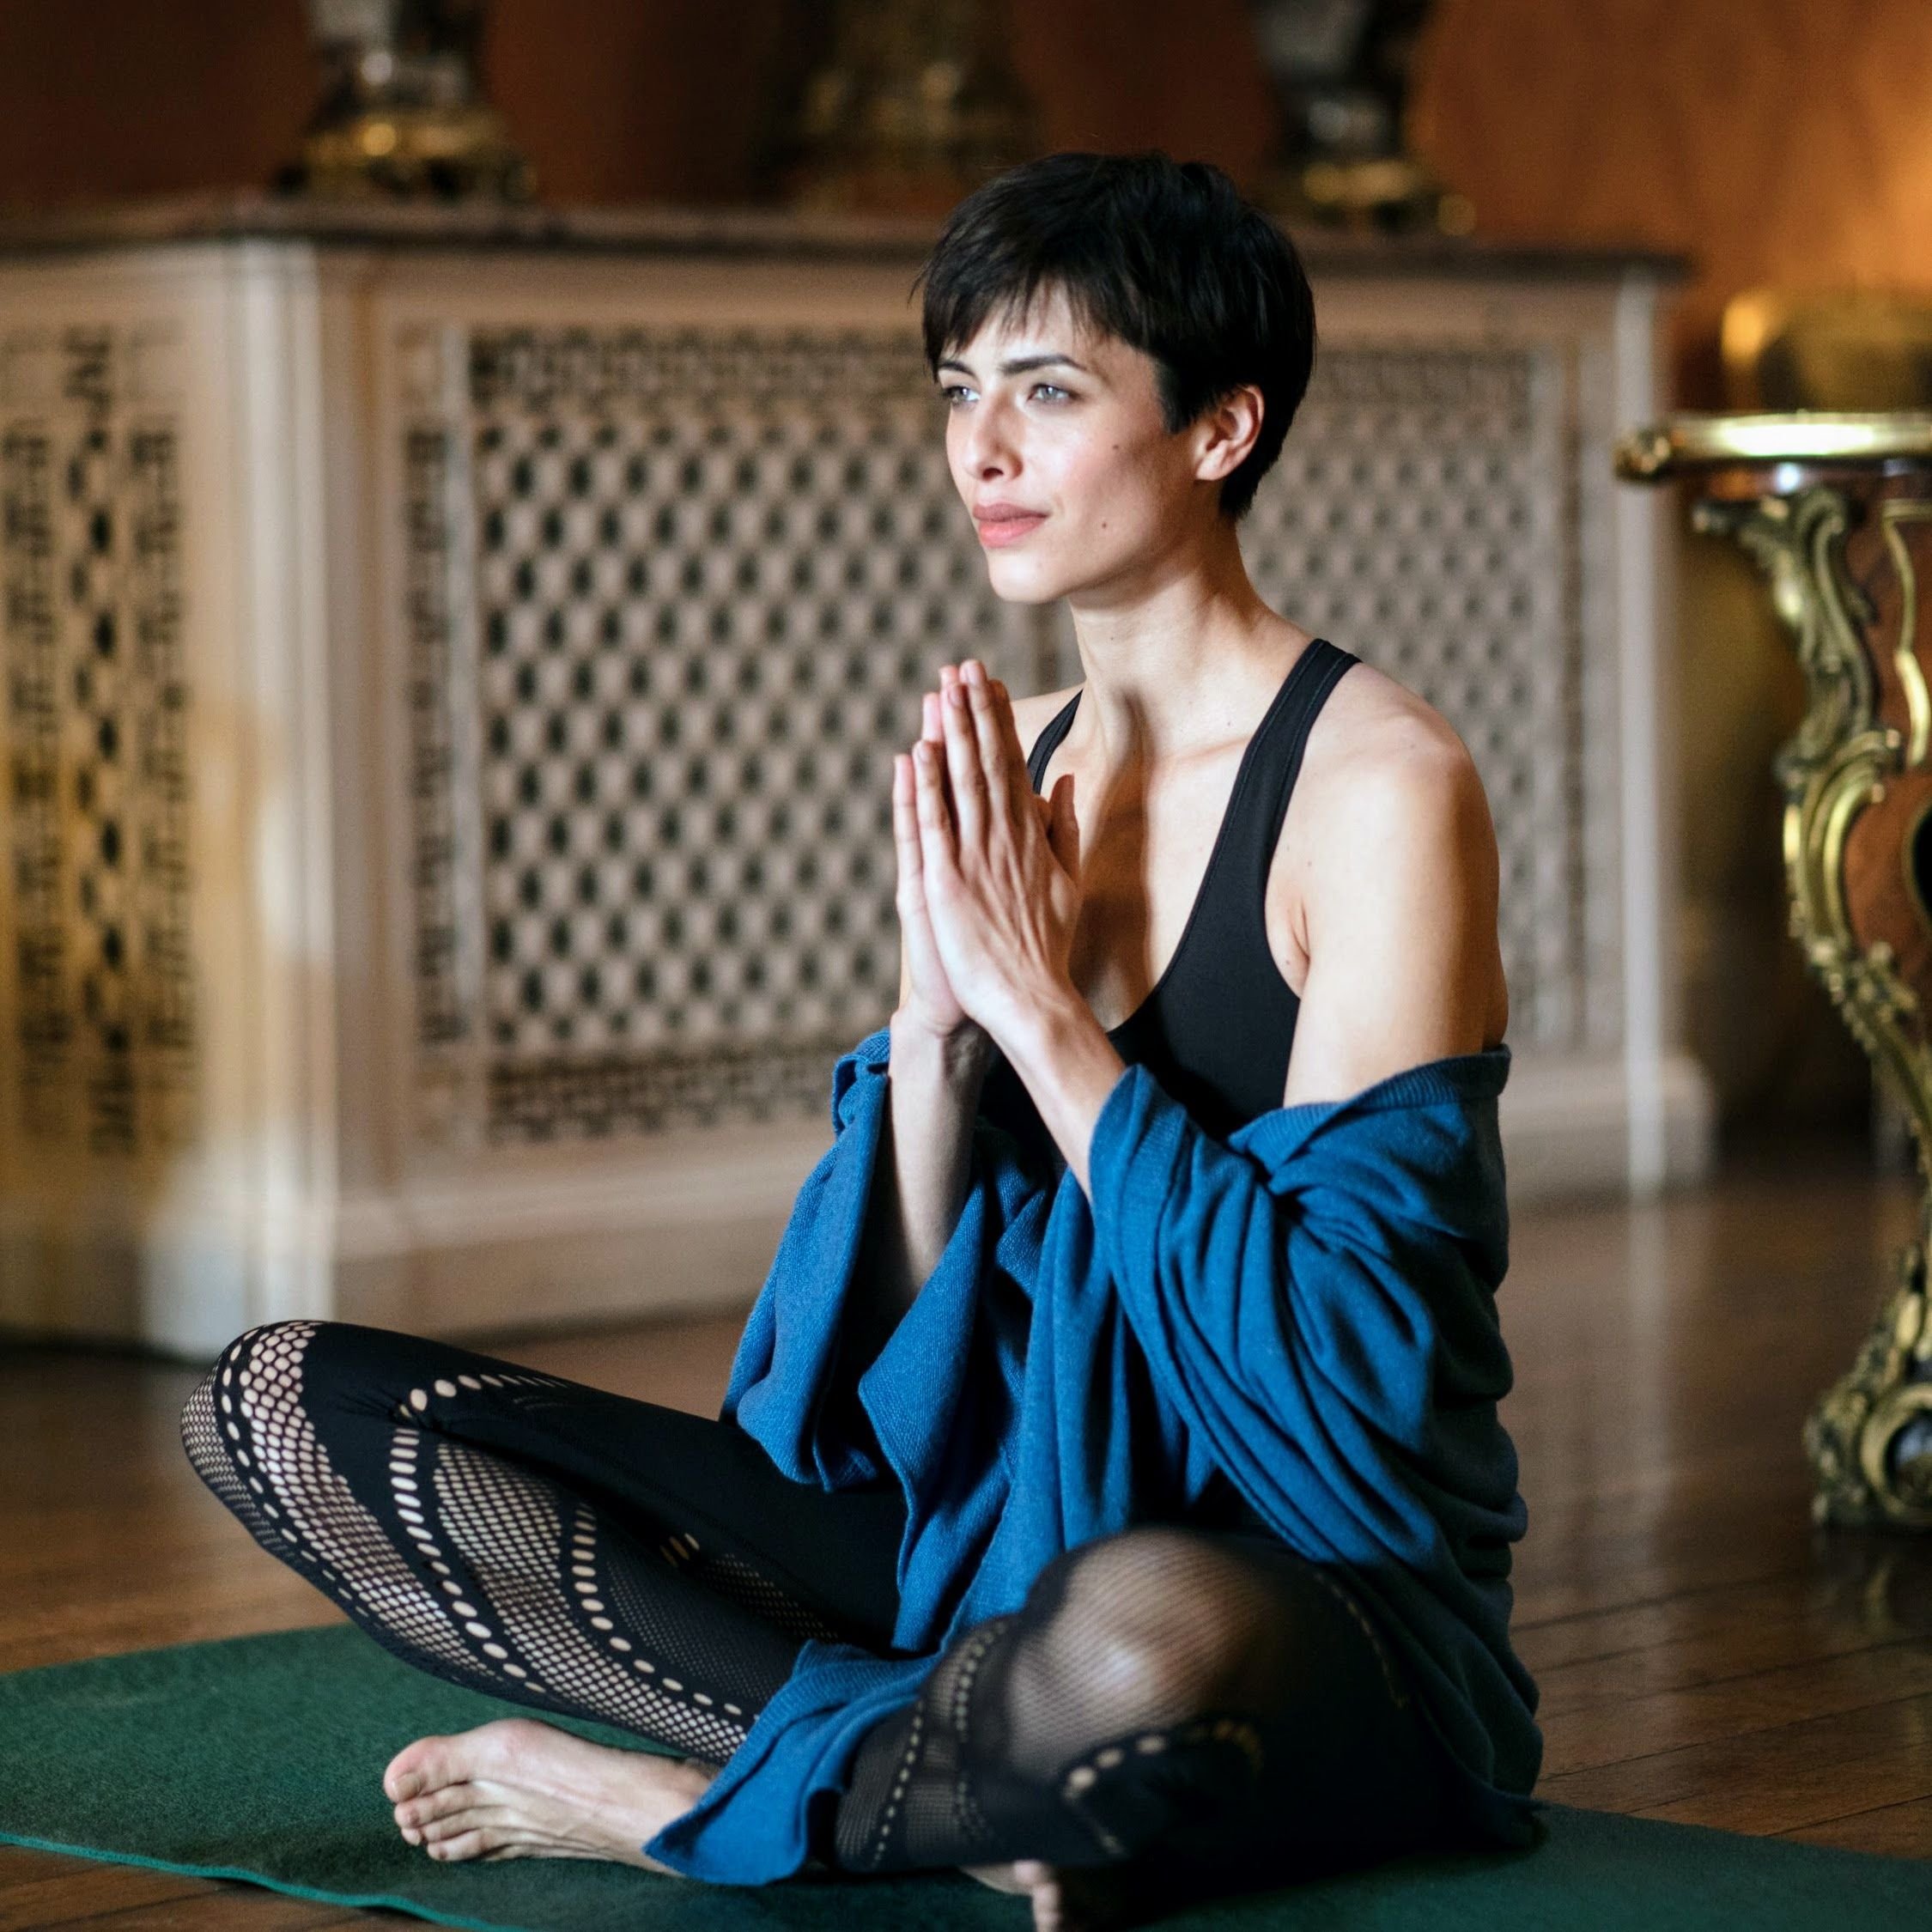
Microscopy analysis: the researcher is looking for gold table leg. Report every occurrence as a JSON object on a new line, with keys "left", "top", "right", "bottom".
{"left": 1619, "top": 418, "right": 1932, "bottom": 1528}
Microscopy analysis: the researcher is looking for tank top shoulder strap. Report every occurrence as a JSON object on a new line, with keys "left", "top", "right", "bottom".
{"left": 1024, "top": 688, "right": 1084, "bottom": 791}
{"left": 1215, "top": 637, "right": 1360, "bottom": 919}
{"left": 1023, "top": 643, "right": 1358, "bottom": 820}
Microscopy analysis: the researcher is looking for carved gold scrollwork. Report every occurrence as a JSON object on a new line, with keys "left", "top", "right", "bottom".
{"left": 1697, "top": 484, "right": 1932, "bottom": 1528}
{"left": 1804, "top": 1239, "right": 1932, "bottom": 1528}
{"left": 1880, "top": 501, "right": 1932, "bottom": 769}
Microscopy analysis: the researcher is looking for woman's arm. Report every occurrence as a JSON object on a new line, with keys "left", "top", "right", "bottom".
{"left": 841, "top": 665, "right": 1003, "bottom": 1370}
{"left": 1280, "top": 723, "right": 1507, "bottom": 1109}
{"left": 843, "top": 996, "right": 996, "bottom": 1369}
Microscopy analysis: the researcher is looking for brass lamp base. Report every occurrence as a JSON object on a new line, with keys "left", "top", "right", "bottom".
{"left": 1251, "top": 155, "right": 1473, "bottom": 235}
{"left": 281, "top": 0, "right": 533, "bottom": 204}
{"left": 289, "top": 105, "right": 533, "bottom": 202}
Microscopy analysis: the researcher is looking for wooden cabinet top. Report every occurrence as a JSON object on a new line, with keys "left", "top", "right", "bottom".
{"left": 0, "top": 190, "right": 1686, "bottom": 282}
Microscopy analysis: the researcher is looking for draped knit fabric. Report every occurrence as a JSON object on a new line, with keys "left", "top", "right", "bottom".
{"left": 641, "top": 1024, "right": 1542, "bottom": 1882}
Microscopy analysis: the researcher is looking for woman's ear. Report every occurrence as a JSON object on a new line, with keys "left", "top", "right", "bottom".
{"left": 1193, "top": 384, "right": 1265, "bottom": 485}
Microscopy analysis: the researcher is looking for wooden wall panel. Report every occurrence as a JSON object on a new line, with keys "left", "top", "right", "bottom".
{"left": 14, "top": 0, "right": 1932, "bottom": 404}
{"left": 1414, "top": 0, "right": 1932, "bottom": 402}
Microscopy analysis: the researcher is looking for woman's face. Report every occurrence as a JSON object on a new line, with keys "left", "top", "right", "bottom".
{"left": 937, "top": 283, "right": 1220, "bottom": 607}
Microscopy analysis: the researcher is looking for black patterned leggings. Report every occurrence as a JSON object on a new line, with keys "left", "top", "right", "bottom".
{"left": 181, "top": 1318, "right": 1466, "bottom": 1899}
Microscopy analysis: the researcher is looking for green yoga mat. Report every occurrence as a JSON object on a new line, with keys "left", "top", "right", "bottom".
{"left": 2, "top": 1624, "right": 1928, "bottom": 1931}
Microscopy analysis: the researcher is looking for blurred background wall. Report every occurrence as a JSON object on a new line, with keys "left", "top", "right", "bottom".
{"left": 9, "top": 0, "right": 1926, "bottom": 1148}
{"left": 14, "top": 0, "right": 1932, "bottom": 405}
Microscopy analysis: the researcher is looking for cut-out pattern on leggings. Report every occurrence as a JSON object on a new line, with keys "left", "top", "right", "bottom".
{"left": 829, "top": 1524, "right": 1446, "bottom": 1877}
{"left": 181, "top": 1321, "right": 834, "bottom": 1765}
{"left": 181, "top": 1321, "right": 486, "bottom": 1686}
{"left": 185, "top": 1323, "right": 1461, "bottom": 1888}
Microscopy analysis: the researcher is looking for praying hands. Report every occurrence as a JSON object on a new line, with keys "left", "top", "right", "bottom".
{"left": 890, "top": 658, "right": 1128, "bottom": 1195}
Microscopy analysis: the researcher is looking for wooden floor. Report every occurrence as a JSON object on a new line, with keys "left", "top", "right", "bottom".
{"left": 4, "top": 1147, "right": 1932, "bottom": 1922}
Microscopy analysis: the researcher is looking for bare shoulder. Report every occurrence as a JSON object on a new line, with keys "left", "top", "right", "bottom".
{"left": 1274, "top": 655, "right": 1510, "bottom": 1084}
{"left": 1295, "top": 655, "right": 1496, "bottom": 841}
{"left": 1271, "top": 653, "right": 1506, "bottom": 1035}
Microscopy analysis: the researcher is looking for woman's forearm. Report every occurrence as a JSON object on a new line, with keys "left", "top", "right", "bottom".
{"left": 848, "top": 1014, "right": 993, "bottom": 1362}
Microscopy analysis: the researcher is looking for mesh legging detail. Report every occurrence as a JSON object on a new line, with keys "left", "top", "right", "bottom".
{"left": 181, "top": 1321, "right": 848, "bottom": 1765}
{"left": 181, "top": 1320, "right": 495, "bottom": 1691}
{"left": 829, "top": 1524, "right": 1452, "bottom": 1879}
{"left": 185, "top": 1321, "right": 1461, "bottom": 1888}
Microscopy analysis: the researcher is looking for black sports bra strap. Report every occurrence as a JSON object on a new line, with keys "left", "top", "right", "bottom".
{"left": 1024, "top": 690, "right": 1083, "bottom": 793}
{"left": 1221, "top": 640, "right": 1359, "bottom": 914}
{"left": 1022, "top": 641, "right": 1357, "bottom": 821}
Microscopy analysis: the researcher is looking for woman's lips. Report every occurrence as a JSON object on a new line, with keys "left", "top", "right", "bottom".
{"left": 975, "top": 513, "right": 1048, "bottom": 548}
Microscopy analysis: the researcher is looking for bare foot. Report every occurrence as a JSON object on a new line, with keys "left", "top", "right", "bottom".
{"left": 966, "top": 1857, "right": 1141, "bottom": 1932}
{"left": 382, "top": 1717, "right": 716, "bottom": 1871}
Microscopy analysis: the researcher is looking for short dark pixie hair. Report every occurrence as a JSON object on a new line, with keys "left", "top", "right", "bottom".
{"left": 915, "top": 151, "right": 1316, "bottom": 520}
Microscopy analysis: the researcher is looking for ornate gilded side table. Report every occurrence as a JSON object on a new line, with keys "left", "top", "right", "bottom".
{"left": 1619, "top": 413, "right": 1932, "bottom": 1528}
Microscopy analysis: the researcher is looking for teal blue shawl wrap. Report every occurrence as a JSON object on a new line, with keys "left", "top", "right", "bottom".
{"left": 643, "top": 1025, "right": 1541, "bottom": 1881}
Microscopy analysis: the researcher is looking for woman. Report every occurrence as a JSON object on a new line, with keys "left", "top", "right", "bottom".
{"left": 182, "top": 152, "right": 1539, "bottom": 1932}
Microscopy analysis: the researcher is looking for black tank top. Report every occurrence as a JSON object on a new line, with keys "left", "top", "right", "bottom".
{"left": 1024, "top": 638, "right": 1359, "bottom": 1139}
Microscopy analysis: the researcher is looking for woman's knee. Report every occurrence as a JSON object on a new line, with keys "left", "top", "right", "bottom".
{"left": 1012, "top": 1528, "right": 1282, "bottom": 1735}
{"left": 201, "top": 1318, "right": 446, "bottom": 1416}
{"left": 179, "top": 1317, "right": 400, "bottom": 1470}
{"left": 180, "top": 1320, "right": 314, "bottom": 1474}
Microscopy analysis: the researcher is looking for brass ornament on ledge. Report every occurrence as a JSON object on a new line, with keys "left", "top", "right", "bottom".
{"left": 281, "top": 0, "right": 533, "bottom": 202}
{"left": 768, "top": 0, "right": 1039, "bottom": 216}
{"left": 1616, "top": 412, "right": 1932, "bottom": 1528}
{"left": 1245, "top": 0, "right": 1472, "bottom": 235}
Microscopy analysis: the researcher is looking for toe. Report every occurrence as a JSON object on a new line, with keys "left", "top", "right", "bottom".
{"left": 428, "top": 1826, "right": 490, "bottom": 1862}
{"left": 398, "top": 1783, "right": 478, "bottom": 1831}
{"left": 1030, "top": 1877, "right": 1065, "bottom": 1932}
{"left": 384, "top": 1735, "right": 457, "bottom": 1803}
{"left": 422, "top": 1801, "right": 499, "bottom": 1846}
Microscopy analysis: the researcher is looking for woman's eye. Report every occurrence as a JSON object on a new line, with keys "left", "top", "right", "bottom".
{"left": 943, "top": 380, "right": 1082, "bottom": 407}
{"left": 1030, "top": 383, "right": 1072, "bottom": 404}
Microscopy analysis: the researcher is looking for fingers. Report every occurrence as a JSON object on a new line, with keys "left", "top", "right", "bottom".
{"left": 982, "top": 667, "right": 1030, "bottom": 776}
{"left": 894, "top": 751, "right": 930, "bottom": 1012}
{"left": 933, "top": 658, "right": 1031, "bottom": 851}
{"left": 922, "top": 685, "right": 964, "bottom": 830}
{"left": 1050, "top": 770, "right": 1081, "bottom": 878}
{"left": 913, "top": 659, "right": 1031, "bottom": 875}
{"left": 959, "top": 662, "right": 1021, "bottom": 813}
{"left": 910, "top": 732, "right": 955, "bottom": 872}
{"left": 891, "top": 750, "right": 927, "bottom": 910}
{"left": 939, "top": 665, "right": 989, "bottom": 848}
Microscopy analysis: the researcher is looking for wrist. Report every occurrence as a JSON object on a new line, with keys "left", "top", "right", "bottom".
{"left": 889, "top": 1009, "right": 996, "bottom": 1084}
{"left": 993, "top": 984, "right": 1093, "bottom": 1070}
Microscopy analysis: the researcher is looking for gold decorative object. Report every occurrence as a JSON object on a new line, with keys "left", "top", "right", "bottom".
{"left": 1721, "top": 290, "right": 1932, "bottom": 413}
{"left": 283, "top": 0, "right": 532, "bottom": 202}
{"left": 1617, "top": 412, "right": 1932, "bottom": 1528}
{"left": 769, "top": 0, "right": 1038, "bottom": 216}
{"left": 1245, "top": 0, "right": 1472, "bottom": 234}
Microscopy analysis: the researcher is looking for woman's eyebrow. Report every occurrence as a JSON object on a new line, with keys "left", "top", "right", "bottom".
{"left": 935, "top": 352, "right": 1092, "bottom": 378}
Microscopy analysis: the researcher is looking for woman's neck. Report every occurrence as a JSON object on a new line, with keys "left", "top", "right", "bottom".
{"left": 1060, "top": 526, "right": 1312, "bottom": 770}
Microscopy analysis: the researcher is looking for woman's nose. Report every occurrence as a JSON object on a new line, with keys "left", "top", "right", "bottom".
{"left": 958, "top": 398, "right": 1017, "bottom": 477}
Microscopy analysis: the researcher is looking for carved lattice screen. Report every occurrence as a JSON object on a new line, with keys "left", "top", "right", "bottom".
{"left": 398, "top": 326, "right": 1599, "bottom": 1145}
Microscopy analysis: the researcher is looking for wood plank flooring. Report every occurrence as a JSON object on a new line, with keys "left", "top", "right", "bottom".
{"left": 3, "top": 1149, "right": 1931, "bottom": 1923}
